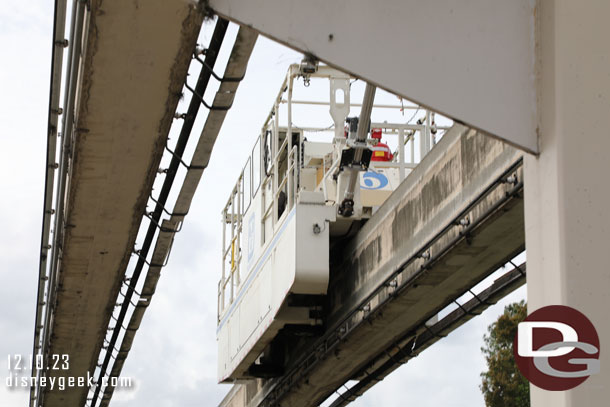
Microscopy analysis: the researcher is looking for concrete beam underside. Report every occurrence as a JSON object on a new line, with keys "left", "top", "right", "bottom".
{"left": 209, "top": 0, "right": 538, "bottom": 153}
{"left": 43, "top": 1, "right": 204, "bottom": 406}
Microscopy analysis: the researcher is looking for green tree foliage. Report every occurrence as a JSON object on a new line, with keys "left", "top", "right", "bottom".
{"left": 480, "top": 300, "right": 530, "bottom": 407}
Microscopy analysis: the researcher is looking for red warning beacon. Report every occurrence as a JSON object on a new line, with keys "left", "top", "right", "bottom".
{"left": 370, "top": 128, "right": 393, "bottom": 162}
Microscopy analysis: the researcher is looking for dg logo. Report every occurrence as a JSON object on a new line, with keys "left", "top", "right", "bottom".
{"left": 514, "top": 305, "right": 600, "bottom": 391}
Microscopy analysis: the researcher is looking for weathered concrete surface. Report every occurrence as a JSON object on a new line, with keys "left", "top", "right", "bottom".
{"left": 526, "top": 2, "right": 610, "bottom": 406}
{"left": 43, "top": 1, "right": 204, "bottom": 406}
{"left": 99, "top": 25, "right": 258, "bottom": 407}
{"left": 285, "top": 127, "right": 524, "bottom": 405}
{"left": 281, "top": 126, "right": 524, "bottom": 406}
{"left": 221, "top": 125, "right": 525, "bottom": 406}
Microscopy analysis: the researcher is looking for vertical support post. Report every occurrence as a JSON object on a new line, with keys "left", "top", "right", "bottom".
{"left": 287, "top": 149, "right": 293, "bottom": 210}
{"left": 260, "top": 132, "right": 266, "bottom": 245}
{"left": 287, "top": 70, "right": 293, "bottom": 160}
{"left": 526, "top": 2, "right": 610, "bottom": 406}
{"left": 321, "top": 155, "right": 328, "bottom": 201}
{"left": 424, "top": 109, "right": 431, "bottom": 154}
{"left": 410, "top": 131, "right": 415, "bottom": 165}
{"left": 221, "top": 211, "right": 226, "bottom": 316}
{"left": 230, "top": 192, "right": 235, "bottom": 303}
{"left": 272, "top": 97, "right": 280, "bottom": 227}
{"left": 236, "top": 178, "right": 241, "bottom": 287}
{"left": 286, "top": 70, "right": 294, "bottom": 210}
{"left": 431, "top": 112, "right": 436, "bottom": 146}
{"left": 418, "top": 125, "right": 425, "bottom": 163}
{"left": 398, "top": 128, "right": 405, "bottom": 181}
{"left": 230, "top": 268, "right": 234, "bottom": 303}
{"left": 218, "top": 280, "right": 221, "bottom": 322}
{"left": 293, "top": 146, "right": 298, "bottom": 203}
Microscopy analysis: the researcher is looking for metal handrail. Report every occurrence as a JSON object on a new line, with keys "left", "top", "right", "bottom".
{"left": 31, "top": 1, "right": 84, "bottom": 405}
{"left": 219, "top": 143, "right": 299, "bottom": 320}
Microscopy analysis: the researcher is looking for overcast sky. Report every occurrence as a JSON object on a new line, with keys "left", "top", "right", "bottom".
{"left": 0, "top": 2, "right": 525, "bottom": 406}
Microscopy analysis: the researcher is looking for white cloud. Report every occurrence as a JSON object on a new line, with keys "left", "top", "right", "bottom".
{"left": 0, "top": 1, "right": 53, "bottom": 405}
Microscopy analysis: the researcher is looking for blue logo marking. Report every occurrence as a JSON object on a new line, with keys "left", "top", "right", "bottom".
{"left": 361, "top": 172, "right": 389, "bottom": 190}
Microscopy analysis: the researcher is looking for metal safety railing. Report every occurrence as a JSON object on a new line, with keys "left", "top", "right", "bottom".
{"left": 318, "top": 114, "right": 451, "bottom": 203}
{"left": 219, "top": 170, "right": 245, "bottom": 318}
{"left": 366, "top": 118, "right": 451, "bottom": 177}
{"left": 218, "top": 138, "right": 299, "bottom": 322}
{"left": 218, "top": 66, "right": 306, "bottom": 322}
{"left": 31, "top": 0, "right": 87, "bottom": 405}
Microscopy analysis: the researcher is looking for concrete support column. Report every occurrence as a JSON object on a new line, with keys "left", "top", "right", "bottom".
{"left": 525, "top": 1, "right": 610, "bottom": 405}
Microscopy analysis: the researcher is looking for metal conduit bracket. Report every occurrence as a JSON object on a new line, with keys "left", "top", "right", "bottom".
{"left": 394, "top": 343, "right": 412, "bottom": 361}
{"left": 333, "top": 389, "right": 349, "bottom": 403}
{"left": 163, "top": 141, "right": 206, "bottom": 171}
{"left": 419, "top": 249, "right": 431, "bottom": 260}
{"left": 468, "top": 289, "right": 493, "bottom": 306}
{"left": 148, "top": 193, "right": 189, "bottom": 218}
{"left": 121, "top": 276, "right": 143, "bottom": 297}
{"left": 142, "top": 212, "right": 182, "bottom": 234}
{"left": 503, "top": 173, "right": 519, "bottom": 185}
{"left": 117, "top": 289, "right": 139, "bottom": 308}
{"left": 184, "top": 82, "right": 233, "bottom": 111}
{"left": 54, "top": 38, "right": 69, "bottom": 47}
{"left": 110, "top": 315, "right": 128, "bottom": 331}
{"left": 131, "top": 247, "right": 159, "bottom": 268}
{"left": 453, "top": 299, "right": 479, "bottom": 316}
{"left": 102, "top": 341, "right": 119, "bottom": 356}
{"left": 458, "top": 216, "right": 470, "bottom": 227}
{"left": 193, "top": 55, "right": 246, "bottom": 83}
{"left": 388, "top": 279, "right": 398, "bottom": 288}
{"left": 423, "top": 324, "right": 447, "bottom": 339}
{"left": 509, "top": 260, "right": 526, "bottom": 276}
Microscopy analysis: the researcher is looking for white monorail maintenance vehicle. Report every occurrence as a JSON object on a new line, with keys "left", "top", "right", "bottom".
{"left": 217, "top": 61, "right": 448, "bottom": 382}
